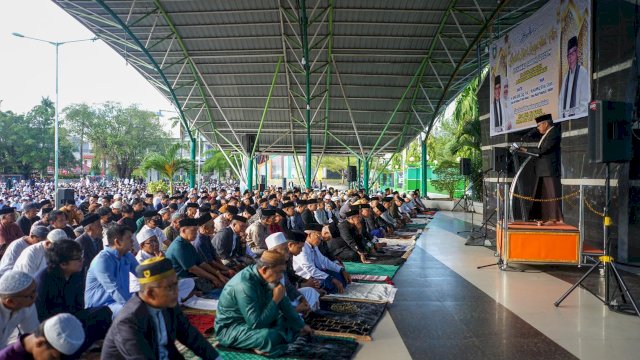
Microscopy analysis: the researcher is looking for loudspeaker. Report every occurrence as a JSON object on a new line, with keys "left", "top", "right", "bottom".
{"left": 459, "top": 158, "right": 471, "bottom": 175}
{"left": 55, "top": 188, "right": 74, "bottom": 209}
{"left": 588, "top": 100, "right": 633, "bottom": 163}
{"left": 347, "top": 166, "right": 357, "bottom": 182}
{"left": 258, "top": 183, "right": 266, "bottom": 192}
{"left": 491, "top": 147, "right": 511, "bottom": 173}
{"left": 243, "top": 134, "right": 257, "bottom": 153}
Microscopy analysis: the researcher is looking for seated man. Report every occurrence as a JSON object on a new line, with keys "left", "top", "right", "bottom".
{"left": 0, "top": 270, "right": 39, "bottom": 348}
{"left": 84, "top": 224, "right": 138, "bottom": 317}
{"left": 13, "top": 229, "right": 69, "bottom": 276}
{"left": 215, "top": 251, "right": 312, "bottom": 357}
{"left": 212, "top": 215, "right": 252, "bottom": 268}
{"left": 0, "top": 313, "right": 85, "bottom": 359}
{"left": 265, "top": 232, "right": 320, "bottom": 312}
{"left": 334, "top": 209, "right": 371, "bottom": 263}
{"left": 165, "top": 217, "right": 227, "bottom": 292}
{"left": 193, "top": 214, "right": 235, "bottom": 281}
{"left": 0, "top": 226, "right": 48, "bottom": 277}
{"left": 293, "top": 224, "right": 352, "bottom": 294}
{"left": 245, "top": 209, "right": 274, "bottom": 256}
{"left": 101, "top": 257, "right": 221, "bottom": 359}
{"left": 75, "top": 213, "right": 104, "bottom": 277}
{"left": 35, "top": 240, "right": 111, "bottom": 356}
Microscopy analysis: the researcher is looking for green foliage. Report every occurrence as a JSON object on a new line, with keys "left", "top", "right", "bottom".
{"left": 202, "top": 149, "right": 238, "bottom": 178}
{"left": 431, "top": 160, "right": 462, "bottom": 199}
{"left": 139, "top": 143, "right": 192, "bottom": 193}
{"left": 0, "top": 98, "right": 75, "bottom": 177}
{"left": 63, "top": 102, "right": 169, "bottom": 179}
{"left": 147, "top": 180, "right": 169, "bottom": 194}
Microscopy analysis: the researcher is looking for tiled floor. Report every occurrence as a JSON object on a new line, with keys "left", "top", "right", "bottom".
{"left": 357, "top": 211, "right": 640, "bottom": 360}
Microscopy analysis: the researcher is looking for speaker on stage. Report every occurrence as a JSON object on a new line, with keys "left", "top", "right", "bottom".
{"left": 459, "top": 158, "right": 471, "bottom": 175}
{"left": 588, "top": 100, "right": 632, "bottom": 163}
{"left": 490, "top": 147, "right": 511, "bottom": 173}
{"left": 258, "top": 183, "right": 266, "bottom": 192}
{"left": 55, "top": 188, "right": 74, "bottom": 209}
{"left": 347, "top": 166, "right": 357, "bottom": 182}
{"left": 243, "top": 134, "right": 257, "bottom": 154}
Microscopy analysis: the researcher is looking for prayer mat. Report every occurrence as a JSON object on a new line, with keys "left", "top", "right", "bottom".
{"left": 183, "top": 296, "right": 218, "bottom": 311}
{"left": 349, "top": 274, "right": 394, "bottom": 285}
{"left": 305, "top": 300, "right": 387, "bottom": 341}
{"left": 343, "top": 262, "right": 399, "bottom": 278}
{"left": 180, "top": 335, "right": 358, "bottom": 360}
{"left": 183, "top": 307, "right": 216, "bottom": 336}
{"left": 323, "top": 283, "right": 397, "bottom": 304}
{"left": 366, "top": 250, "right": 406, "bottom": 266}
{"left": 409, "top": 218, "right": 431, "bottom": 225}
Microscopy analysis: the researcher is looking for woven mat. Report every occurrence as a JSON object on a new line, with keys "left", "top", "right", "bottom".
{"left": 343, "top": 262, "right": 399, "bottom": 278}
{"left": 180, "top": 335, "right": 357, "bottom": 360}
{"left": 322, "top": 283, "right": 397, "bottom": 304}
{"left": 306, "top": 300, "right": 387, "bottom": 341}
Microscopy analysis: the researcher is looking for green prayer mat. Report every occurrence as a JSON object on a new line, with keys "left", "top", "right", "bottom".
{"left": 343, "top": 262, "right": 399, "bottom": 278}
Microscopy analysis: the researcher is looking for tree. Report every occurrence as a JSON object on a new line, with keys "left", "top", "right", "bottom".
{"left": 0, "top": 98, "right": 74, "bottom": 178}
{"left": 63, "top": 102, "right": 169, "bottom": 178}
{"left": 139, "top": 143, "right": 192, "bottom": 193}
{"left": 431, "top": 160, "right": 462, "bottom": 199}
{"left": 202, "top": 149, "right": 238, "bottom": 179}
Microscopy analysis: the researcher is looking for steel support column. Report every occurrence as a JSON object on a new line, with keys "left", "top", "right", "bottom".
{"left": 248, "top": 157, "right": 254, "bottom": 191}
{"left": 357, "top": 158, "right": 361, "bottom": 188}
{"left": 421, "top": 139, "right": 427, "bottom": 194}
{"left": 299, "top": 0, "right": 312, "bottom": 189}
{"left": 189, "top": 138, "right": 196, "bottom": 188}
{"left": 363, "top": 158, "right": 370, "bottom": 194}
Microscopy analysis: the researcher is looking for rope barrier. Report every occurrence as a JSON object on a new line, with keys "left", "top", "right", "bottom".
{"left": 496, "top": 189, "right": 605, "bottom": 218}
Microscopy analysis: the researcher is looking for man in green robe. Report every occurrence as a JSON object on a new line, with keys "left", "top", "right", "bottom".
{"left": 215, "top": 250, "right": 313, "bottom": 356}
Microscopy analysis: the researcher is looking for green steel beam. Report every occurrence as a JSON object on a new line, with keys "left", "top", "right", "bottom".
{"left": 247, "top": 157, "right": 254, "bottom": 191}
{"left": 93, "top": 0, "right": 194, "bottom": 143}
{"left": 322, "top": 0, "right": 334, "bottom": 158}
{"left": 252, "top": 57, "right": 283, "bottom": 157}
{"left": 424, "top": 1, "right": 510, "bottom": 141}
{"left": 299, "top": 0, "right": 312, "bottom": 189}
{"left": 363, "top": 158, "right": 370, "bottom": 193}
{"left": 327, "top": 132, "right": 363, "bottom": 160}
{"left": 190, "top": 137, "right": 196, "bottom": 188}
{"left": 421, "top": 139, "right": 427, "bottom": 194}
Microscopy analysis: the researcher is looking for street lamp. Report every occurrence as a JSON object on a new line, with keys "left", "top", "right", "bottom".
{"left": 12, "top": 32, "right": 97, "bottom": 199}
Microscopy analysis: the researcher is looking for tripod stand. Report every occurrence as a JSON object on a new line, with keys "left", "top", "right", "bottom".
{"left": 458, "top": 173, "right": 489, "bottom": 240}
{"left": 477, "top": 180, "right": 509, "bottom": 270}
{"left": 554, "top": 163, "right": 640, "bottom": 316}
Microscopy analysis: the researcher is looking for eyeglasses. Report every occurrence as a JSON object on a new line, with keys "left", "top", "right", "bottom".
{"left": 143, "top": 239, "right": 159, "bottom": 245}
{"left": 151, "top": 282, "right": 178, "bottom": 292}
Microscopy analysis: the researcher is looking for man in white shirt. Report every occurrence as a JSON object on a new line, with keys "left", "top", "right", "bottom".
{"left": 13, "top": 229, "right": 69, "bottom": 276}
{"left": 292, "top": 226, "right": 351, "bottom": 294}
{"left": 0, "top": 226, "right": 49, "bottom": 277}
{"left": 0, "top": 270, "right": 39, "bottom": 348}
{"left": 558, "top": 36, "right": 589, "bottom": 118}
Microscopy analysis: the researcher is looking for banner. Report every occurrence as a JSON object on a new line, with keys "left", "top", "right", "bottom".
{"left": 490, "top": 0, "right": 591, "bottom": 136}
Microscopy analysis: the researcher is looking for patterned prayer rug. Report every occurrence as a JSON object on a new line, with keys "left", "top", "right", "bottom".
{"left": 305, "top": 300, "right": 387, "bottom": 341}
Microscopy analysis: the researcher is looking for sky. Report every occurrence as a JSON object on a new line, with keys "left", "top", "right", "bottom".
{"left": 0, "top": 0, "right": 173, "bottom": 116}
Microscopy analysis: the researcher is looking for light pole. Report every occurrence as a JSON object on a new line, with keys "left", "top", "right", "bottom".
{"left": 12, "top": 32, "right": 97, "bottom": 199}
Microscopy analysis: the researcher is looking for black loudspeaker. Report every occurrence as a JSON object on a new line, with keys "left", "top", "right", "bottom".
{"left": 258, "top": 183, "right": 266, "bottom": 192}
{"left": 55, "top": 188, "right": 74, "bottom": 209}
{"left": 588, "top": 100, "right": 633, "bottom": 163}
{"left": 243, "top": 134, "right": 257, "bottom": 153}
{"left": 459, "top": 158, "right": 471, "bottom": 175}
{"left": 491, "top": 147, "right": 511, "bottom": 173}
{"left": 347, "top": 166, "right": 357, "bottom": 182}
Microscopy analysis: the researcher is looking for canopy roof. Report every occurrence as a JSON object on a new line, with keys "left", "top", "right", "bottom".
{"left": 55, "top": 0, "right": 544, "bottom": 158}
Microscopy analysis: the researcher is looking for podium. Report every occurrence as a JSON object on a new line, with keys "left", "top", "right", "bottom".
{"left": 495, "top": 147, "right": 580, "bottom": 266}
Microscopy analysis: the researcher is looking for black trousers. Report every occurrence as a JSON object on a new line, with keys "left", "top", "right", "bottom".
{"left": 530, "top": 176, "right": 563, "bottom": 221}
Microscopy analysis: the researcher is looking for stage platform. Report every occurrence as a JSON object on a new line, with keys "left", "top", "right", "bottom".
{"left": 351, "top": 211, "right": 640, "bottom": 360}
{"left": 496, "top": 221, "right": 581, "bottom": 265}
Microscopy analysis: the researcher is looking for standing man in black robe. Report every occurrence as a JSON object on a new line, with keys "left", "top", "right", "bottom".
{"left": 520, "top": 114, "right": 563, "bottom": 226}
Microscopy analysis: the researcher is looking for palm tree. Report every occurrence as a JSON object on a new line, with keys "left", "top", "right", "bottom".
{"left": 139, "top": 143, "right": 192, "bottom": 193}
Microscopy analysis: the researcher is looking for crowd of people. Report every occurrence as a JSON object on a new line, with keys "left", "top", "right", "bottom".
{"left": 0, "top": 177, "right": 429, "bottom": 359}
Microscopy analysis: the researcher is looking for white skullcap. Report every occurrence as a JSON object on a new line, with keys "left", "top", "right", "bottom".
{"left": 137, "top": 227, "right": 156, "bottom": 244}
{"left": 44, "top": 313, "right": 85, "bottom": 355}
{"left": 324, "top": 194, "right": 331, "bottom": 200}
{"left": 47, "top": 229, "right": 68, "bottom": 242}
{"left": 331, "top": 196, "right": 340, "bottom": 202}
{"left": 265, "top": 232, "right": 287, "bottom": 250}
{"left": 0, "top": 270, "right": 34, "bottom": 295}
